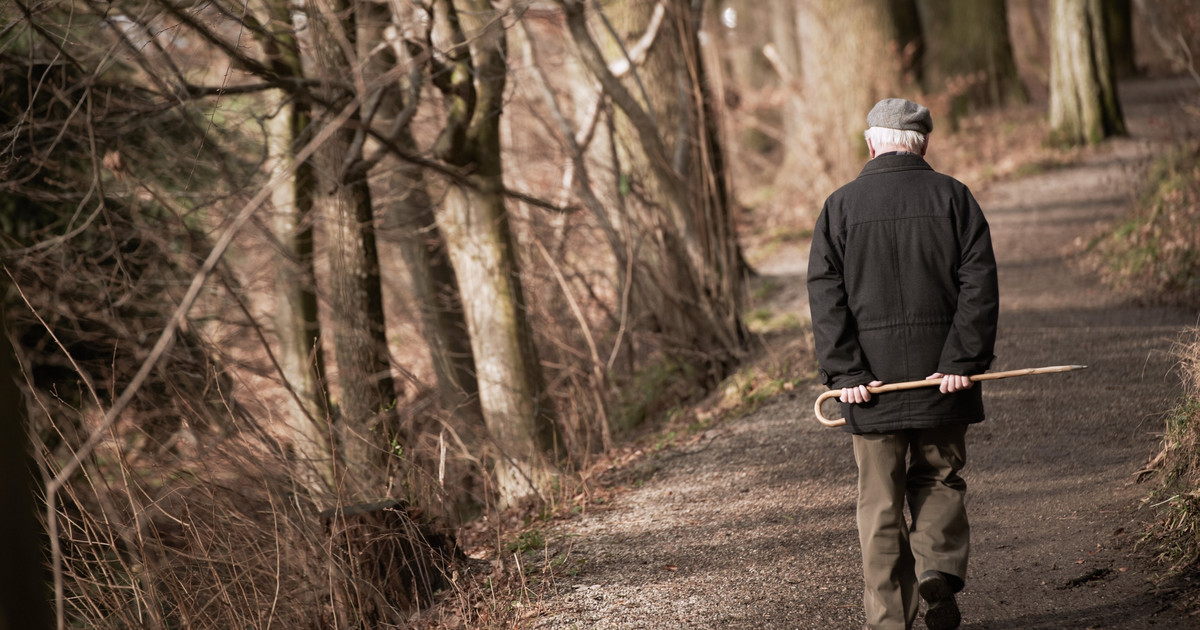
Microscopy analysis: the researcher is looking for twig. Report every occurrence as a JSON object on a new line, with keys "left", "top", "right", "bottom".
{"left": 1176, "top": 33, "right": 1200, "bottom": 88}
{"left": 516, "top": 17, "right": 624, "bottom": 262}
{"left": 2, "top": 270, "right": 107, "bottom": 630}
{"left": 592, "top": 0, "right": 662, "bottom": 128}
{"left": 0, "top": 188, "right": 103, "bottom": 259}
{"left": 534, "top": 240, "right": 613, "bottom": 451}
{"left": 32, "top": 91, "right": 360, "bottom": 630}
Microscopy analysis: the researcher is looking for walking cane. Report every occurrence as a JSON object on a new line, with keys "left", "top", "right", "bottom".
{"left": 814, "top": 365, "right": 1088, "bottom": 427}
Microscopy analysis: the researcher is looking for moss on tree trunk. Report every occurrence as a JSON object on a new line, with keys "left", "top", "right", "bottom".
{"left": 1049, "top": 0, "right": 1126, "bottom": 145}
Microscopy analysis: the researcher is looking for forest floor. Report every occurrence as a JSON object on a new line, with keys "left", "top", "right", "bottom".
{"left": 493, "top": 77, "right": 1200, "bottom": 629}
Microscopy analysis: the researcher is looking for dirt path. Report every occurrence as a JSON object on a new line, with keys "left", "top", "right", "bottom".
{"left": 523, "top": 78, "right": 1200, "bottom": 629}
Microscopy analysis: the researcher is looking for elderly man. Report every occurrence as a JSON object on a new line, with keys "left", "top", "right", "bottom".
{"left": 806, "top": 98, "right": 999, "bottom": 630}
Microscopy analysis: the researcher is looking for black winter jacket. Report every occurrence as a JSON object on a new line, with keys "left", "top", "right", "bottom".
{"left": 807, "top": 153, "right": 999, "bottom": 433}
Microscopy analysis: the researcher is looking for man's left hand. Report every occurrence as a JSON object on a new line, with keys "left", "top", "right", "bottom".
{"left": 927, "top": 372, "right": 974, "bottom": 394}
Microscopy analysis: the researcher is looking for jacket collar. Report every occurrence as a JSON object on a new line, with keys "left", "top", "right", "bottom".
{"left": 857, "top": 152, "right": 933, "bottom": 178}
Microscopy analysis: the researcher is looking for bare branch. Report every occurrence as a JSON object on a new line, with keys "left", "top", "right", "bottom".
{"left": 34, "top": 92, "right": 361, "bottom": 625}
{"left": 180, "top": 79, "right": 331, "bottom": 97}
{"left": 595, "top": 0, "right": 664, "bottom": 130}
{"left": 517, "top": 17, "right": 622, "bottom": 251}
{"left": 557, "top": 0, "right": 681, "bottom": 192}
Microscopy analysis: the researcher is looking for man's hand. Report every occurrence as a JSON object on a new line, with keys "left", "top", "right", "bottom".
{"left": 927, "top": 372, "right": 974, "bottom": 394}
{"left": 840, "top": 381, "right": 884, "bottom": 404}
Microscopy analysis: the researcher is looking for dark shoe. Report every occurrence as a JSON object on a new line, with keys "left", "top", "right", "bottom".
{"left": 918, "top": 571, "right": 961, "bottom": 630}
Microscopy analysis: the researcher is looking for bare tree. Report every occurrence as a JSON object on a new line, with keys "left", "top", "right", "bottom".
{"left": 360, "top": 0, "right": 487, "bottom": 513}
{"left": 1048, "top": 0, "right": 1126, "bottom": 145}
{"left": 249, "top": 0, "right": 335, "bottom": 490}
{"left": 430, "top": 0, "right": 558, "bottom": 507}
{"left": 304, "top": 0, "right": 404, "bottom": 483}
{"left": 2, "top": 1, "right": 470, "bottom": 625}
{"left": 359, "top": 0, "right": 481, "bottom": 422}
{"left": 559, "top": 0, "right": 746, "bottom": 385}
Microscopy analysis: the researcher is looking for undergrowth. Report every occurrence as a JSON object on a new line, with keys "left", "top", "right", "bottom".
{"left": 1143, "top": 328, "right": 1200, "bottom": 569}
{"left": 1089, "top": 144, "right": 1200, "bottom": 305}
{"left": 1105, "top": 145, "right": 1200, "bottom": 571}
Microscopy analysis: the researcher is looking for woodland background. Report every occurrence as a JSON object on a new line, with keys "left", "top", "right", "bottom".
{"left": 1, "top": 0, "right": 1198, "bottom": 628}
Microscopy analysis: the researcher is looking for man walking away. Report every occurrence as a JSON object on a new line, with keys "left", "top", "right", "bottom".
{"left": 806, "top": 98, "right": 999, "bottom": 630}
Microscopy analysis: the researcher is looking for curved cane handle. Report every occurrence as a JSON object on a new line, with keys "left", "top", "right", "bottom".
{"left": 813, "top": 365, "right": 1087, "bottom": 428}
{"left": 814, "top": 390, "right": 844, "bottom": 427}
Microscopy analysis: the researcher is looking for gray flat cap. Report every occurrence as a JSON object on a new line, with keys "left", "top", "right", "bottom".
{"left": 867, "top": 98, "right": 933, "bottom": 134}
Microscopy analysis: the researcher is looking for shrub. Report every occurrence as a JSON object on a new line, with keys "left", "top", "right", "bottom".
{"left": 1089, "top": 145, "right": 1200, "bottom": 304}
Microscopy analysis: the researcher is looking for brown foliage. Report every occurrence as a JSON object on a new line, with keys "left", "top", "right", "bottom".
{"left": 1089, "top": 145, "right": 1200, "bottom": 305}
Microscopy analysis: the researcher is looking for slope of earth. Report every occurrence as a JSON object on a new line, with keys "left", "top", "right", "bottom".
{"left": 520, "top": 77, "right": 1200, "bottom": 629}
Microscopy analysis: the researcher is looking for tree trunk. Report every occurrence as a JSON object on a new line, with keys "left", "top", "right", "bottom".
{"left": 360, "top": 0, "right": 485, "bottom": 515}
{"left": 313, "top": 0, "right": 401, "bottom": 483}
{"left": 1049, "top": 0, "right": 1126, "bottom": 145}
{"left": 359, "top": 0, "right": 479, "bottom": 421}
{"left": 323, "top": 169, "right": 398, "bottom": 477}
{"left": 766, "top": 0, "right": 805, "bottom": 187}
{"left": 888, "top": 0, "right": 924, "bottom": 83}
{"left": 0, "top": 302, "right": 54, "bottom": 630}
{"left": 688, "top": 1, "right": 746, "bottom": 361}
{"left": 1009, "top": 0, "right": 1052, "bottom": 101}
{"left": 917, "top": 0, "right": 1027, "bottom": 119}
{"left": 254, "top": 0, "right": 333, "bottom": 491}
{"left": 1103, "top": 0, "right": 1136, "bottom": 78}
{"left": 563, "top": 0, "right": 746, "bottom": 385}
{"left": 795, "top": 0, "right": 902, "bottom": 193}
{"left": 432, "top": 0, "right": 558, "bottom": 508}
{"left": 265, "top": 94, "right": 335, "bottom": 489}
{"left": 388, "top": 161, "right": 480, "bottom": 418}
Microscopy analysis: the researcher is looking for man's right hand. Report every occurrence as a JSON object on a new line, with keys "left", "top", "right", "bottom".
{"left": 840, "top": 380, "right": 884, "bottom": 404}
{"left": 927, "top": 372, "right": 974, "bottom": 394}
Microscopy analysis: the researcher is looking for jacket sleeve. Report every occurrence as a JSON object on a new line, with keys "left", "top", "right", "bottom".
{"left": 807, "top": 204, "right": 876, "bottom": 388}
{"left": 937, "top": 189, "right": 999, "bottom": 375}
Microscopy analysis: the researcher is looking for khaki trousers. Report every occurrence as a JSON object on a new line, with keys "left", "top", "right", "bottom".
{"left": 852, "top": 424, "right": 969, "bottom": 630}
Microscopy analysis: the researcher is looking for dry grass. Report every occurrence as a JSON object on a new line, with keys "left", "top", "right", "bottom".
{"left": 1140, "top": 328, "right": 1200, "bottom": 569}
{"left": 35, "top": 398, "right": 467, "bottom": 629}
{"left": 1099, "top": 141, "right": 1200, "bottom": 571}
{"left": 1088, "top": 145, "right": 1200, "bottom": 305}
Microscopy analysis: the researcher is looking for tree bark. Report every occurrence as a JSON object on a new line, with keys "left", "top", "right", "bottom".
{"left": 360, "top": 0, "right": 485, "bottom": 515}
{"left": 313, "top": 0, "right": 401, "bottom": 482}
{"left": 0, "top": 302, "right": 54, "bottom": 630}
{"left": 388, "top": 162, "right": 480, "bottom": 419}
{"left": 1103, "top": 0, "right": 1136, "bottom": 78}
{"left": 432, "top": 0, "right": 558, "bottom": 508}
{"left": 917, "top": 0, "right": 1027, "bottom": 118}
{"left": 1049, "top": 0, "right": 1126, "bottom": 145}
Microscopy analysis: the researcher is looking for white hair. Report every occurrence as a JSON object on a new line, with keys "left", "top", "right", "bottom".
{"left": 864, "top": 126, "right": 928, "bottom": 155}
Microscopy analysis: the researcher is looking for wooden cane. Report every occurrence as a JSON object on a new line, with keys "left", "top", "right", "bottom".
{"left": 814, "top": 365, "right": 1088, "bottom": 428}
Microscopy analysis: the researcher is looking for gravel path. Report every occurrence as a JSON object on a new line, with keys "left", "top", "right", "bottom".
{"left": 523, "top": 78, "right": 1200, "bottom": 629}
